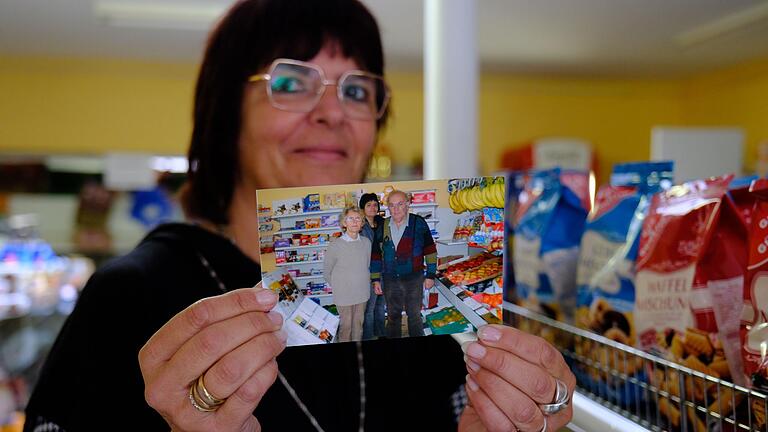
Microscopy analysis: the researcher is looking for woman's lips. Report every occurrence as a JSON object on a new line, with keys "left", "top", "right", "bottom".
{"left": 292, "top": 148, "right": 348, "bottom": 162}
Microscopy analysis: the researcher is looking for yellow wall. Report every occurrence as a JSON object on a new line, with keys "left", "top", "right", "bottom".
{"left": 0, "top": 56, "right": 195, "bottom": 155}
{"left": 681, "top": 57, "right": 768, "bottom": 173}
{"left": 3, "top": 54, "right": 768, "bottom": 183}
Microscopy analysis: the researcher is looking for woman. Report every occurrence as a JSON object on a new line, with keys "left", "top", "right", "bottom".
{"left": 359, "top": 193, "right": 386, "bottom": 340}
{"left": 323, "top": 207, "right": 371, "bottom": 342}
{"left": 24, "top": 1, "right": 575, "bottom": 431}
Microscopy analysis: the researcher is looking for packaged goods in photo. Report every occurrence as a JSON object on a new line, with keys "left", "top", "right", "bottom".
{"left": 574, "top": 161, "right": 673, "bottom": 404}
{"left": 512, "top": 168, "right": 589, "bottom": 324}
{"left": 635, "top": 174, "right": 751, "bottom": 429}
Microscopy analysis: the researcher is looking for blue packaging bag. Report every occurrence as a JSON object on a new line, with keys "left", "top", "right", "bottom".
{"left": 513, "top": 168, "right": 589, "bottom": 323}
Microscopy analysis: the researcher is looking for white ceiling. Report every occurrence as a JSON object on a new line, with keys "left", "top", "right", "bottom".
{"left": 1, "top": 0, "right": 768, "bottom": 76}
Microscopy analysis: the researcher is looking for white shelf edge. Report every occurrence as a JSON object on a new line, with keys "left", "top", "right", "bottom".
{"left": 270, "top": 209, "right": 344, "bottom": 219}
{"left": 274, "top": 227, "right": 341, "bottom": 235}
{"left": 276, "top": 259, "right": 324, "bottom": 266}
{"left": 274, "top": 244, "right": 329, "bottom": 251}
{"left": 294, "top": 275, "right": 325, "bottom": 281}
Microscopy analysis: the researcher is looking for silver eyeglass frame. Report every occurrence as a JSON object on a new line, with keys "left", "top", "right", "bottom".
{"left": 248, "top": 58, "right": 391, "bottom": 120}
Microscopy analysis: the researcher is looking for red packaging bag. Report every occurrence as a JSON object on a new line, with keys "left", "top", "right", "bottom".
{"left": 741, "top": 179, "right": 768, "bottom": 388}
{"left": 635, "top": 175, "right": 753, "bottom": 430}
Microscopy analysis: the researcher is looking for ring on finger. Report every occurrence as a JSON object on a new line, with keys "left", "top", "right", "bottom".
{"left": 189, "top": 374, "right": 226, "bottom": 412}
{"left": 538, "top": 378, "right": 569, "bottom": 416}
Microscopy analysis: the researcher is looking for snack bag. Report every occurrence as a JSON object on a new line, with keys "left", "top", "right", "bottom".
{"left": 636, "top": 175, "right": 749, "bottom": 429}
{"left": 503, "top": 171, "right": 526, "bottom": 305}
{"left": 576, "top": 161, "right": 673, "bottom": 347}
{"left": 741, "top": 179, "right": 768, "bottom": 387}
{"left": 513, "top": 168, "right": 589, "bottom": 323}
{"left": 574, "top": 162, "right": 672, "bottom": 405}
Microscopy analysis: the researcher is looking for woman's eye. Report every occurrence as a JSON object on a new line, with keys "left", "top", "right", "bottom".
{"left": 343, "top": 84, "right": 370, "bottom": 102}
{"left": 271, "top": 76, "right": 306, "bottom": 93}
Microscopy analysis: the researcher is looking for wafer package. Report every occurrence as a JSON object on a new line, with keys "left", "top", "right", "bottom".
{"left": 741, "top": 179, "right": 768, "bottom": 388}
{"left": 513, "top": 168, "right": 589, "bottom": 323}
{"left": 635, "top": 174, "right": 751, "bottom": 430}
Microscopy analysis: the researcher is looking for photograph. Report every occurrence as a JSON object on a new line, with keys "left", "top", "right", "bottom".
{"left": 257, "top": 177, "right": 505, "bottom": 346}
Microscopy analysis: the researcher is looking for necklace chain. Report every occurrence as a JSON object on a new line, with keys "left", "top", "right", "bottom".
{"left": 194, "top": 244, "right": 366, "bottom": 432}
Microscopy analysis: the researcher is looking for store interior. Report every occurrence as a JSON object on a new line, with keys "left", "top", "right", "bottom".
{"left": 3, "top": 0, "right": 768, "bottom": 430}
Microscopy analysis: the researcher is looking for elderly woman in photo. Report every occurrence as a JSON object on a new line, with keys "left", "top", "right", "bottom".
{"left": 323, "top": 206, "right": 371, "bottom": 342}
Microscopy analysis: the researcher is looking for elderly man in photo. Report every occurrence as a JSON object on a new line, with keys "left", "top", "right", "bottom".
{"left": 371, "top": 190, "right": 437, "bottom": 337}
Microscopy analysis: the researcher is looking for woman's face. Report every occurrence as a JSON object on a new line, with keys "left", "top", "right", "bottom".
{"left": 343, "top": 212, "right": 363, "bottom": 235}
{"left": 238, "top": 45, "right": 378, "bottom": 190}
{"left": 363, "top": 200, "right": 379, "bottom": 218}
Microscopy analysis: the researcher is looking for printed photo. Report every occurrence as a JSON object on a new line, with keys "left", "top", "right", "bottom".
{"left": 257, "top": 177, "right": 506, "bottom": 346}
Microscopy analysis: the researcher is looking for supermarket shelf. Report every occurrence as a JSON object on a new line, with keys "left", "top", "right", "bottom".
{"left": 275, "top": 244, "right": 328, "bottom": 251}
{"left": 293, "top": 275, "right": 325, "bottom": 281}
{"left": 437, "top": 239, "right": 468, "bottom": 246}
{"left": 434, "top": 281, "right": 487, "bottom": 330}
{"left": 271, "top": 209, "right": 343, "bottom": 219}
{"left": 276, "top": 259, "right": 323, "bottom": 266}
{"left": 502, "top": 301, "right": 767, "bottom": 432}
{"left": 274, "top": 227, "right": 341, "bottom": 235}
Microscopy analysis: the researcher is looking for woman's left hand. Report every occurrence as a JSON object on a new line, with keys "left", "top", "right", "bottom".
{"left": 458, "top": 325, "right": 575, "bottom": 432}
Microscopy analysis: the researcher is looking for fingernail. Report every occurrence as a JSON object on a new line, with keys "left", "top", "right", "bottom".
{"left": 478, "top": 325, "right": 501, "bottom": 342}
{"left": 466, "top": 374, "right": 479, "bottom": 392}
{"left": 268, "top": 311, "right": 284, "bottom": 326}
{"left": 466, "top": 359, "right": 481, "bottom": 372}
{"left": 467, "top": 342, "right": 486, "bottom": 359}
{"left": 275, "top": 329, "right": 288, "bottom": 344}
{"left": 256, "top": 289, "right": 278, "bottom": 305}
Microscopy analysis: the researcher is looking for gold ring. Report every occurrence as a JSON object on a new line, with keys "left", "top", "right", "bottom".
{"left": 196, "top": 374, "right": 226, "bottom": 407}
{"left": 188, "top": 374, "right": 226, "bottom": 412}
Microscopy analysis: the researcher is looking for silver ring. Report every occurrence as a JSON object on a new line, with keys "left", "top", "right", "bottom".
{"left": 539, "top": 378, "right": 569, "bottom": 416}
{"left": 538, "top": 416, "right": 547, "bottom": 432}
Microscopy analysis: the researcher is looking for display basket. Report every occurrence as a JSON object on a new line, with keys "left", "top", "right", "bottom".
{"left": 503, "top": 301, "right": 768, "bottom": 432}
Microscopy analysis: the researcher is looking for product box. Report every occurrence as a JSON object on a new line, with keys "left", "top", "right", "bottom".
{"left": 320, "top": 192, "right": 346, "bottom": 210}
{"left": 305, "top": 218, "right": 321, "bottom": 229}
{"left": 275, "top": 251, "right": 287, "bottom": 264}
{"left": 274, "top": 238, "right": 291, "bottom": 249}
{"left": 411, "top": 190, "right": 436, "bottom": 204}
{"left": 273, "top": 199, "right": 302, "bottom": 216}
{"left": 303, "top": 194, "right": 321, "bottom": 213}
{"left": 321, "top": 214, "right": 340, "bottom": 227}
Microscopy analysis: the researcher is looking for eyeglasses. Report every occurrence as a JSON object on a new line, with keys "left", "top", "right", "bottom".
{"left": 345, "top": 216, "right": 363, "bottom": 223}
{"left": 248, "top": 58, "right": 391, "bottom": 121}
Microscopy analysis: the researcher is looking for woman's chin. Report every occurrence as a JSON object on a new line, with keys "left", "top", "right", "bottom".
{"left": 290, "top": 166, "right": 365, "bottom": 187}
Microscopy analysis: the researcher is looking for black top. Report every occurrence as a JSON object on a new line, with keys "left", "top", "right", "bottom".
{"left": 24, "top": 223, "right": 466, "bottom": 431}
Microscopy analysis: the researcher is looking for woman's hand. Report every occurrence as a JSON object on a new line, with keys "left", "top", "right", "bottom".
{"left": 458, "top": 325, "right": 575, "bottom": 432}
{"left": 139, "top": 284, "right": 287, "bottom": 432}
{"left": 373, "top": 281, "right": 383, "bottom": 295}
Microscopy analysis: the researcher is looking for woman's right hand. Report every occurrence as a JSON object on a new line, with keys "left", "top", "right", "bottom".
{"left": 139, "top": 284, "right": 287, "bottom": 432}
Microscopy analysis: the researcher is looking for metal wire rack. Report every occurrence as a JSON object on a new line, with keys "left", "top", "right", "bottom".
{"left": 502, "top": 301, "right": 768, "bottom": 432}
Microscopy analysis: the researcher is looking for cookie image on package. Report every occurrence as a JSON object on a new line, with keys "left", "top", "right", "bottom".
{"left": 684, "top": 328, "right": 714, "bottom": 359}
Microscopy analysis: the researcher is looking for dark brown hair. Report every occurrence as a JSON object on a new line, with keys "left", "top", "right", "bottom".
{"left": 181, "top": 0, "right": 388, "bottom": 224}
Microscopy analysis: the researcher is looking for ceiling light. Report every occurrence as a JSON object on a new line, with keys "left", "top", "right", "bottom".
{"left": 94, "top": 1, "right": 229, "bottom": 30}
{"left": 676, "top": 2, "right": 768, "bottom": 47}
